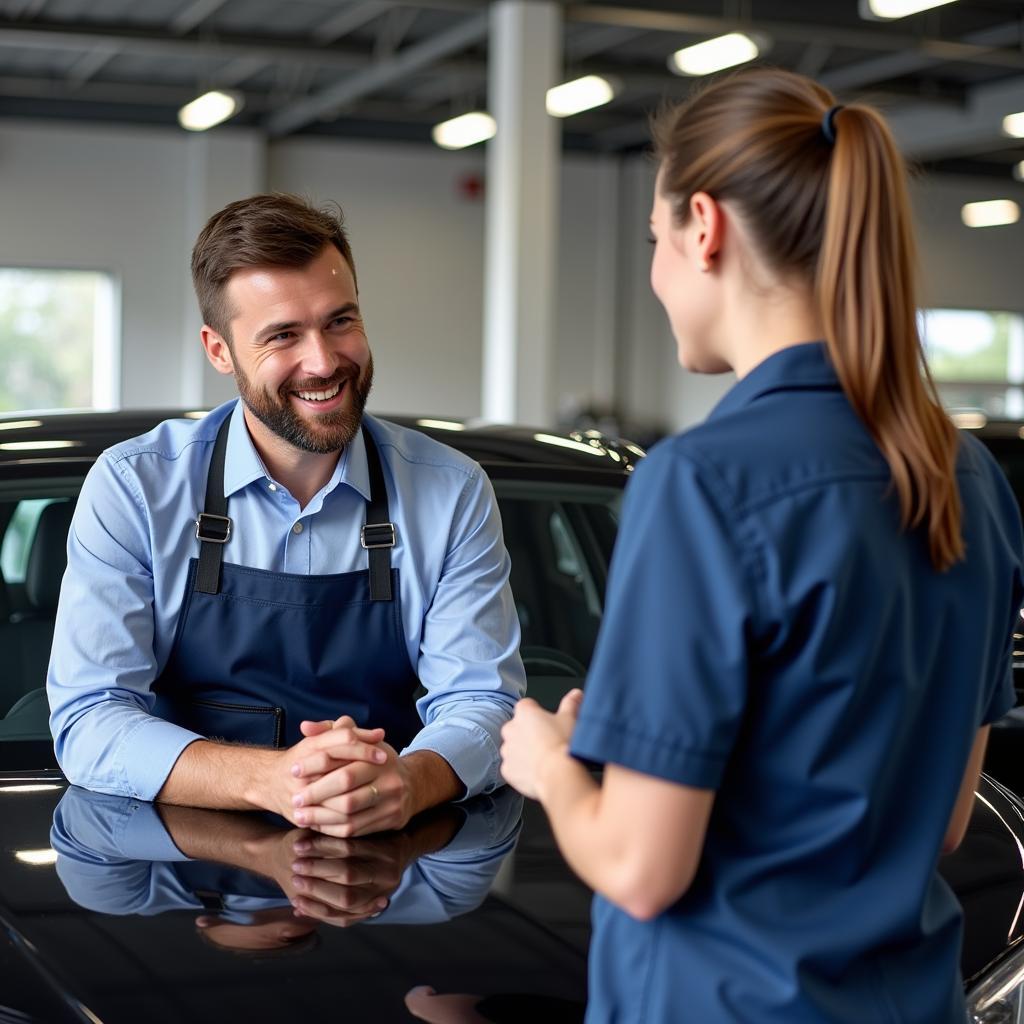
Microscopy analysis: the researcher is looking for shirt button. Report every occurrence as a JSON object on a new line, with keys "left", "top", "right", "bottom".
{"left": 268, "top": 483, "right": 277, "bottom": 492}
{"left": 292, "top": 522, "right": 304, "bottom": 534}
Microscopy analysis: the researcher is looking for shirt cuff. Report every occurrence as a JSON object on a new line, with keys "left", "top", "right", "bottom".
{"left": 570, "top": 712, "right": 726, "bottom": 790}
{"left": 116, "top": 715, "right": 205, "bottom": 802}
{"left": 117, "top": 799, "right": 193, "bottom": 862}
{"left": 402, "top": 720, "right": 501, "bottom": 801}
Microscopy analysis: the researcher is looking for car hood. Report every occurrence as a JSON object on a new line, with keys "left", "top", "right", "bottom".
{"left": 0, "top": 772, "right": 588, "bottom": 1024}
{"left": 3, "top": 767, "right": 1023, "bottom": 1021}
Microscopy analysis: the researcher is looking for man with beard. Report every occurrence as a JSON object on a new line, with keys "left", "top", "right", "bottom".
{"left": 47, "top": 194, "right": 525, "bottom": 836}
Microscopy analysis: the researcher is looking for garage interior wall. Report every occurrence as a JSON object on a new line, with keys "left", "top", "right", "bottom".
{"left": 0, "top": 117, "right": 1021, "bottom": 435}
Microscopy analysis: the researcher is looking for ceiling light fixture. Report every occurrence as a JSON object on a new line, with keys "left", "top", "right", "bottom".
{"left": 668, "top": 33, "right": 760, "bottom": 77}
{"left": 1014, "top": 161, "right": 1024, "bottom": 183}
{"left": 431, "top": 111, "right": 497, "bottom": 150}
{"left": 178, "top": 90, "right": 243, "bottom": 132}
{"left": 546, "top": 75, "right": 617, "bottom": 118}
{"left": 960, "top": 200, "right": 1021, "bottom": 229}
{"left": 1003, "top": 112, "right": 1024, "bottom": 139}
{"left": 862, "top": 0, "right": 959, "bottom": 18}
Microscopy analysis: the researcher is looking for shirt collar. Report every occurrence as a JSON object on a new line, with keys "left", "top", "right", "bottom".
{"left": 708, "top": 341, "right": 840, "bottom": 422}
{"left": 222, "top": 399, "right": 372, "bottom": 502}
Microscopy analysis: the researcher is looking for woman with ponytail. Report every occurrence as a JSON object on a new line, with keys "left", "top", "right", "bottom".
{"left": 500, "top": 68, "right": 1024, "bottom": 1023}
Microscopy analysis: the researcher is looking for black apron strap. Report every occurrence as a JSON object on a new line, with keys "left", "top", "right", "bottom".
{"left": 194, "top": 414, "right": 232, "bottom": 596}
{"left": 360, "top": 425, "right": 396, "bottom": 602}
{"left": 193, "top": 416, "right": 395, "bottom": 601}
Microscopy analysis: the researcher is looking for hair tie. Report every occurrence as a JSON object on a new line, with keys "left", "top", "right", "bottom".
{"left": 821, "top": 105, "right": 844, "bottom": 145}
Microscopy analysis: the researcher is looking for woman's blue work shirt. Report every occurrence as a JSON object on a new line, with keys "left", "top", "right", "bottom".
{"left": 570, "top": 342, "right": 1024, "bottom": 1024}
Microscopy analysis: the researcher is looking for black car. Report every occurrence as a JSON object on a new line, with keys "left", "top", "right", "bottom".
{"left": 0, "top": 410, "right": 1021, "bottom": 1024}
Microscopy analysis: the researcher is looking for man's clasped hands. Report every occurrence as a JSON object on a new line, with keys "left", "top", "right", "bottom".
{"left": 257, "top": 715, "right": 416, "bottom": 838}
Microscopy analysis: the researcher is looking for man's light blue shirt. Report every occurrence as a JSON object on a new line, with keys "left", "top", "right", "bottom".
{"left": 48, "top": 399, "right": 525, "bottom": 800}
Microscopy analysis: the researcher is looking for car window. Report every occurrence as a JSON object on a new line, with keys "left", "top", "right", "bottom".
{"left": 1, "top": 497, "right": 62, "bottom": 584}
{"left": 0, "top": 479, "right": 82, "bottom": 743}
{"left": 493, "top": 480, "right": 622, "bottom": 703}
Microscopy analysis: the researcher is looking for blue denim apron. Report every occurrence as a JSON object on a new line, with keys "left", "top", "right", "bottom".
{"left": 152, "top": 415, "right": 422, "bottom": 750}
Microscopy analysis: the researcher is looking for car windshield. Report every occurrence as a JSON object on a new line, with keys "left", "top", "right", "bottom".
{"left": 0, "top": 473, "right": 623, "bottom": 744}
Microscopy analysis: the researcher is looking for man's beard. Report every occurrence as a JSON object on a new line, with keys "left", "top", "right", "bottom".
{"left": 234, "top": 354, "right": 374, "bottom": 454}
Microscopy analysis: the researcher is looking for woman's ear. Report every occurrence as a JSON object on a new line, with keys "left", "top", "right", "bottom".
{"left": 683, "top": 191, "right": 724, "bottom": 272}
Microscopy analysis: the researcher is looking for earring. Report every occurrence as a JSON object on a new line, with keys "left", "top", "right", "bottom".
{"left": 699, "top": 260, "right": 710, "bottom": 273}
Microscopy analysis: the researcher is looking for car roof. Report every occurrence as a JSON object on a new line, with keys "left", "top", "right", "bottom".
{"left": 0, "top": 408, "right": 642, "bottom": 480}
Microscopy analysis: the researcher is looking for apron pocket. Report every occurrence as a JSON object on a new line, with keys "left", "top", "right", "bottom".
{"left": 164, "top": 696, "right": 284, "bottom": 748}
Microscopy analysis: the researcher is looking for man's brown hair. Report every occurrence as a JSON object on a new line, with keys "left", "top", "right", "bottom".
{"left": 191, "top": 192, "right": 357, "bottom": 340}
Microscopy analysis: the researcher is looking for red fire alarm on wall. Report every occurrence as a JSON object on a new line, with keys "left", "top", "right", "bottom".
{"left": 457, "top": 173, "right": 485, "bottom": 200}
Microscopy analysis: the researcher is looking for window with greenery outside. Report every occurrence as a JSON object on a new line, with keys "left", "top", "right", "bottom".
{"left": 0, "top": 268, "right": 117, "bottom": 413}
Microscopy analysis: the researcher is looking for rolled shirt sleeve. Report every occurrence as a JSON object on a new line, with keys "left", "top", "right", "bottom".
{"left": 570, "top": 443, "right": 758, "bottom": 790}
{"left": 403, "top": 468, "right": 525, "bottom": 798}
{"left": 47, "top": 453, "right": 202, "bottom": 800}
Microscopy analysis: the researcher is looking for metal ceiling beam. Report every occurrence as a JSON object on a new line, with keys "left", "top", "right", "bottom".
{"left": 7, "top": 0, "right": 47, "bottom": 17}
{"left": 564, "top": 4, "right": 1024, "bottom": 72}
{"left": 264, "top": 11, "right": 487, "bottom": 137}
{"left": 0, "top": 74, "right": 241, "bottom": 106}
{"left": 821, "top": 20, "right": 1023, "bottom": 93}
{"left": 65, "top": 43, "right": 120, "bottom": 89}
{"left": 565, "top": 23, "right": 646, "bottom": 64}
{"left": 218, "top": 55, "right": 271, "bottom": 88}
{"left": 171, "top": 0, "right": 232, "bottom": 36}
{"left": 312, "top": 1, "right": 393, "bottom": 45}
{"left": 887, "top": 74, "right": 1024, "bottom": 161}
{"left": 0, "top": 18, "right": 371, "bottom": 71}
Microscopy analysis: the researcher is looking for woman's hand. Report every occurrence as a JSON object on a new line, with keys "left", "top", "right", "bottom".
{"left": 500, "top": 689, "right": 583, "bottom": 800}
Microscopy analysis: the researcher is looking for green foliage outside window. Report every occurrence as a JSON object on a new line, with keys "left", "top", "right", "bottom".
{"left": 0, "top": 269, "right": 106, "bottom": 413}
{"left": 921, "top": 309, "right": 1022, "bottom": 383}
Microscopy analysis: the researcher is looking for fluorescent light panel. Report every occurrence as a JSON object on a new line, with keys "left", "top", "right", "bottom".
{"left": 1003, "top": 112, "right": 1024, "bottom": 139}
{"left": 865, "top": 0, "right": 958, "bottom": 17}
{"left": 178, "top": 90, "right": 241, "bottom": 132}
{"left": 961, "top": 200, "right": 1021, "bottom": 228}
{"left": 546, "top": 75, "right": 615, "bottom": 117}
{"left": 432, "top": 112, "right": 496, "bottom": 150}
{"left": 669, "top": 33, "right": 760, "bottom": 76}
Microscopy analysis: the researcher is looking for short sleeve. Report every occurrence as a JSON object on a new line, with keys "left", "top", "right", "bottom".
{"left": 570, "top": 444, "right": 757, "bottom": 789}
{"left": 980, "top": 448, "right": 1024, "bottom": 727}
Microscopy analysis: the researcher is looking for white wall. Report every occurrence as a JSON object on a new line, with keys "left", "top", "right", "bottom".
{"left": 0, "top": 116, "right": 1021, "bottom": 434}
{"left": 912, "top": 175, "right": 1024, "bottom": 313}
{"left": 0, "top": 120, "right": 188, "bottom": 410}
{"left": 269, "top": 138, "right": 621, "bottom": 422}
{"left": 268, "top": 138, "right": 488, "bottom": 419}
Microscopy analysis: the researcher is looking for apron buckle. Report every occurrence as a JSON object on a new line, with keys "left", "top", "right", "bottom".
{"left": 361, "top": 522, "right": 396, "bottom": 549}
{"left": 195, "top": 512, "right": 232, "bottom": 544}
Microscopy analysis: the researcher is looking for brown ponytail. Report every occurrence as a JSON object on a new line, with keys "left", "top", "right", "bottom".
{"left": 653, "top": 69, "right": 963, "bottom": 571}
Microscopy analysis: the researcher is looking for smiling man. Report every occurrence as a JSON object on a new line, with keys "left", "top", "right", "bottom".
{"left": 47, "top": 194, "right": 525, "bottom": 835}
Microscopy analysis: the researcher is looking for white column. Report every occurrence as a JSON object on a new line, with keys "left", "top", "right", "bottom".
{"left": 180, "top": 129, "right": 267, "bottom": 408}
{"left": 482, "top": 0, "right": 561, "bottom": 426}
